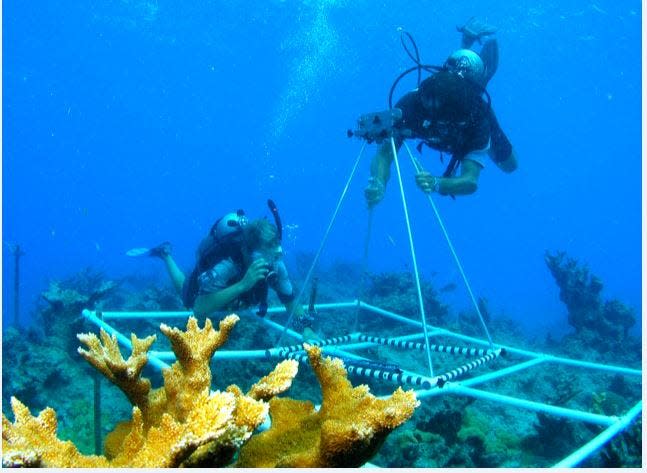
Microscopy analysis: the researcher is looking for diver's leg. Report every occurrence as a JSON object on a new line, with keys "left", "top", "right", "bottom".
{"left": 495, "top": 149, "right": 518, "bottom": 173}
{"left": 480, "top": 38, "right": 499, "bottom": 86}
{"left": 161, "top": 254, "right": 186, "bottom": 296}
{"left": 488, "top": 108, "right": 517, "bottom": 173}
{"left": 147, "top": 242, "right": 186, "bottom": 295}
{"left": 458, "top": 17, "right": 498, "bottom": 49}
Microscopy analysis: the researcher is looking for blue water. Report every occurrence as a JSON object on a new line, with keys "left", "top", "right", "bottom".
{"left": 3, "top": 0, "right": 642, "bottom": 338}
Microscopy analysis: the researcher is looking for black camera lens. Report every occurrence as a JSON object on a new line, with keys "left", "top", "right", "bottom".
{"left": 266, "top": 270, "right": 278, "bottom": 284}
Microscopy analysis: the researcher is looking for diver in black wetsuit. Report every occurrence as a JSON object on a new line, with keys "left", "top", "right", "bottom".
{"left": 364, "top": 17, "right": 518, "bottom": 205}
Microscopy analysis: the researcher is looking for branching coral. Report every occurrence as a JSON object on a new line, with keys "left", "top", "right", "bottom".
{"left": 2, "top": 397, "right": 109, "bottom": 468}
{"left": 236, "top": 344, "right": 419, "bottom": 468}
{"left": 3, "top": 316, "right": 418, "bottom": 468}
{"left": 3, "top": 315, "right": 284, "bottom": 467}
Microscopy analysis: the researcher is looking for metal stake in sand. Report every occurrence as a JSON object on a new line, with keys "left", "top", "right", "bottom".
{"left": 93, "top": 311, "right": 103, "bottom": 455}
{"left": 12, "top": 244, "right": 25, "bottom": 328}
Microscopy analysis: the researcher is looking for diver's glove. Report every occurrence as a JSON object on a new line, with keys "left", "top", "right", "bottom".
{"left": 457, "top": 17, "right": 497, "bottom": 48}
{"left": 364, "top": 176, "right": 386, "bottom": 208}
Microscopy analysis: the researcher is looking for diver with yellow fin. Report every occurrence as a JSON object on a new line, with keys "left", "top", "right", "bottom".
{"left": 127, "top": 200, "right": 319, "bottom": 340}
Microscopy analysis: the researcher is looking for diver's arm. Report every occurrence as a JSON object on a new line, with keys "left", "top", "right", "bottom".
{"left": 193, "top": 282, "right": 249, "bottom": 316}
{"left": 415, "top": 159, "right": 482, "bottom": 196}
{"left": 370, "top": 142, "right": 394, "bottom": 182}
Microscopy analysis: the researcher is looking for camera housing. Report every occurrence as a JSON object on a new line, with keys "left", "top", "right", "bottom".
{"left": 348, "top": 108, "right": 411, "bottom": 144}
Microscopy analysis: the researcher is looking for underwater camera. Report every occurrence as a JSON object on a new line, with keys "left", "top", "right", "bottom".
{"left": 347, "top": 108, "right": 411, "bottom": 144}
{"left": 265, "top": 267, "right": 278, "bottom": 285}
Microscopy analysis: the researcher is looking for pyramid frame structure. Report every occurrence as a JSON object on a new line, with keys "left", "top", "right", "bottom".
{"left": 81, "top": 303, "right": 642, "bottom": 468}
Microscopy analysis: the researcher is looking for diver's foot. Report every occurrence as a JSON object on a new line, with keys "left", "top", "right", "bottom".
{"left": 457, "top": 17, "right": 497, "bottom": 46}
{"left": 148, "top": 241, "right": 172, "bottom": 258}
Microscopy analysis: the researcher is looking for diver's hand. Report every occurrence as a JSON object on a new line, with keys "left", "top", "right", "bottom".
{"left": 415, "top": 172, "right": 440, "bottom": 194}
{"left": 240, "top": 259, "right": 269, "bottom": 291}
{"left": 457, "top": 17, "right": 497, "bottom": 47}
{"left": 364, "top": 176, "right": 386, "bottom": 208}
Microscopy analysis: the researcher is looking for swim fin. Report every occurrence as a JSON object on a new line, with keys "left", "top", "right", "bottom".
{"left": 126, "top": 241, "right": 171, "bottom": 258}
{"left": 126, "top": 247, "right": 152, "bottom": 257}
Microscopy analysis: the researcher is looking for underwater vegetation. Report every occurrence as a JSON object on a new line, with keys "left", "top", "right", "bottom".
{"left": 1, "top": 250, "right": 642, "bottom": 467}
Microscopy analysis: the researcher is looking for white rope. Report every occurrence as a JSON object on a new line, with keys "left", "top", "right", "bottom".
{"left": 354, "top": 207, "right": 374, "bottom": 332}
{"left": 390, "top": 137, "right": 435, "bottom": 377}
{"left": 276, "top": 142, "right": 367, "bottom": 345}
{"left": 403, "top": 142, "right": 494, "bottom": 348}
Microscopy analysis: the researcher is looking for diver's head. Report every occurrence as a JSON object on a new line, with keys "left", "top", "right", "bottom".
{"left": 212, "top": 210, "right": 248, "bottom": 239}
{"left": 444, "top": 49, "right": 484, "bottom": 84}
{"left": 419, "top": 69, "right": 482, "bottom": 124}
{"left": 242, "top": 219, "right": 283, "bottom": 265}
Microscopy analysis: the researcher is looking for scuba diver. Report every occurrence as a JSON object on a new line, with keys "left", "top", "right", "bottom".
{"left": 363, "top": 17, "right": 518, "bottom": 206}
{"left": 131, "top": 201, "right": 317, "bottom": 339}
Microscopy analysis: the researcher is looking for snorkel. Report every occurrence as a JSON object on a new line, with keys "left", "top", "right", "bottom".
{"left": 267, "top": 199, "right": 282, "bottom": 243}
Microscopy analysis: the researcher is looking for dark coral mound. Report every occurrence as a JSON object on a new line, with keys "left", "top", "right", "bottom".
{"left": 544, "top": 251, "right": 638, "bottom": 360}
{"left": 365, "top": 271, "right": 449, "bottom": 325}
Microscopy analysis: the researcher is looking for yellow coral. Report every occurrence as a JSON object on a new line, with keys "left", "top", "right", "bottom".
{"left": 2, "top": 397, "right": 109, "bottom": 468}
{"left": 2, "top": 315, "right": 286, "bottom": 468}
{"left": 247, "top": 359, "right": 300, "bottom": 401}
{"left": 77, "top": 330, "right": 155, "bottom": 415}
{"left": 159, "top": 315, "right": 238, "bottom": 423}
{"left": 236, "top": 344, "right": 419, "bottom": 468}
{"left": 2, "top": 317, "right": 418, "bottom": 468}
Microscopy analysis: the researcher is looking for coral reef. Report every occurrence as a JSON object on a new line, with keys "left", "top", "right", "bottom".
{"left": 38, "top": 268, "right": 119, "bottom": 354}
{"left": 595, "top": 419, "right": 642, "bottom": 468}
{"left": 4, "top": 260, "right": 640, "bottom": 468}
{"left": 364, "top": 271, "right": 449, "bottom": 328}
{"left": 236, "top": 344, "right": 419, "bottom": 468}
{"left": 521, "top": 412, "right": 580, "bottom": 460}
{"left": 3, "top": 269, "right": 136, "bottom": 454}
{"left": 415, "top": 399, "right": 466, "bottom": 445}
{"left": 456, "top": 296, "right": 525, "bottom": 345}
{"left": 377, "top": 398, "right": 519, "bottom": 468}
{"left": 2, "top": 327, "right": 71, "bottom": 411}
{"left": 2, "top": 316, "right": 418, "bottom": 468}
{"left": 544, "top": 251, "right": 638, "bottom": 357}
{"left": 41, "top": 273, "right": 117, "bottom": 313}
{"left": 1, "top": 326, "right": 131, "bottom": 456}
